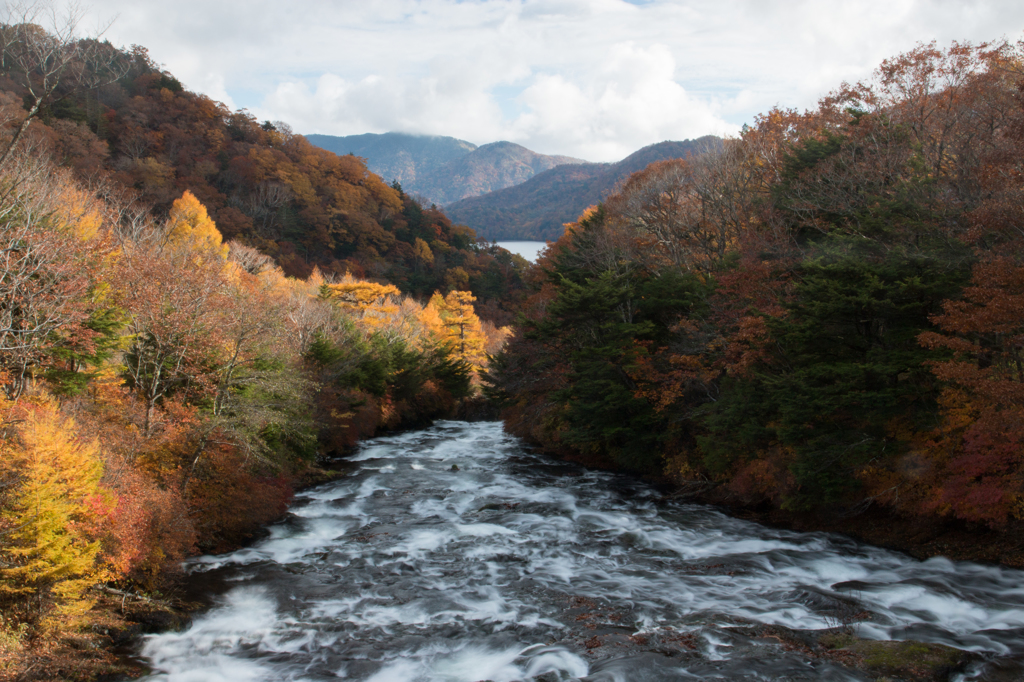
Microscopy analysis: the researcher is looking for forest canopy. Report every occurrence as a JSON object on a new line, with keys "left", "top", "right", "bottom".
{"left": 489, "top": 39, "right": 1024, "bottom": 527}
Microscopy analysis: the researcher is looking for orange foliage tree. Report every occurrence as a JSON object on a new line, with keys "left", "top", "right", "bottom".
{"left": 918, "top": 254, "right": 1024, "bottom": 524}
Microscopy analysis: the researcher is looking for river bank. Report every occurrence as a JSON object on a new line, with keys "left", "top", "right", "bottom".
{"left": 0, "top": 459, "right": 352, "bottom": 682}
{"left": 722, "top": 500, "right": 1024, "bottom": 570}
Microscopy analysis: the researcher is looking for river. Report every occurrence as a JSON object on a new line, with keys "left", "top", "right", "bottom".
{"left": 138, "top": 421, "right": 1024, "bottom": 681}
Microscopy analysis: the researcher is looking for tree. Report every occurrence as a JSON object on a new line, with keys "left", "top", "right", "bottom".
{"left": 0, "top": 158, "right": 118, "bottom": 399}
{"left": 0, "top": 401, "right": 110, "bottom": 625}
{"left": 426, "top": 290, "right": 487, "bottom": 371}
{"left": 322, "top": 274, "right": 435, "bottom": 346}
{"left": 413, "top": 237, "right": 433, "bottom": 268}
{"left": 606, "top": 140, "right": 748, "bottom": 275}
{"left": 206, "top": 262, "right": 314, "bottom": 468}
{"left": 164, "top": 190, "right": 228, "bottom": 259}
{"left": 119, "top": 244, "right": 227, "bottom": 436}
{"left": 917, "top": 253, "right": 1024, "bottom": 524}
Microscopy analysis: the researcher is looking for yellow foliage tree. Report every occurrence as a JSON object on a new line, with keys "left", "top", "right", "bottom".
{"left": 0, "top": 403, "right": 110, "bottom": 625}
{"left": 444, "top": 266, "right": 470, "bottom": 291}
{"left": 426, "top": 290, "right": 488, "bottom": 371}
{"left": 325, "top": 275, "right": 403, "bottom": 335}
{"left": 53, "top": 173, "right": 105, "bottom": 241}
{"left": 165, "top": 190, "right": 228, "bottom": 259}
{"left": 419, "top": 293, "right": 447, "bottom": 341}
{"left": 413, "top": 237, "right": 434, "bottom": 266}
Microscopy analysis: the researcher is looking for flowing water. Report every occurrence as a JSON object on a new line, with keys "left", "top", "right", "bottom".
{"left": 138, "top": 421, "right": 1024, "bottom": 681}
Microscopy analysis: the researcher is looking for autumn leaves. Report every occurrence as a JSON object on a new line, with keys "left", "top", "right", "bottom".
{"left": 0, "top": 401, "right": 108, "bottom": 627}
{"left": 0, "top": 170, "right": 501, "bottom": 653}
{"left": 491, "top": 38, "right": 1024, "bottom": 526}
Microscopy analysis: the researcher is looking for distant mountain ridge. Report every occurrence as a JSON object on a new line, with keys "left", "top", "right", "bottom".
{"left": 446, "top": 137, "right": 723, "bottom": 241}
{"left": 305, "top": 132, "right": 586, "bottom": 205}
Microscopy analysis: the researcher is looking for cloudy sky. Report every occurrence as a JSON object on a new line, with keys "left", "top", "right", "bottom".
{"left": 75, "top": 0, "right": 1024, "bottom": 161}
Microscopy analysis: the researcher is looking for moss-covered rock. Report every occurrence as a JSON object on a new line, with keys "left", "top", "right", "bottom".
{"left": 822, "top": 636, "right": 975, "bottom": 681}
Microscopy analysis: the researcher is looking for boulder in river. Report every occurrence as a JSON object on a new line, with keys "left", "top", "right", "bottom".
{"left": 820, "top": 633, "right": 977, "bottom": 681}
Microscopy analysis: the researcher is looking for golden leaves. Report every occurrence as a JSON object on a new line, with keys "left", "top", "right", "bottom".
{"left": 165, "top": 190, "right": 228, "bottom": 260}
{"left": 0, "top": 401, "right": 111, "bottom": 625}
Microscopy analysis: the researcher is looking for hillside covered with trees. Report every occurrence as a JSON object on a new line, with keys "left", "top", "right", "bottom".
{"left": 0, "top": 15, "right": 512, "bottom": 679}
{"left": 487, "top": 40, "right": 1024, "bottom": 551}
{"left": 0, "top": 33, "right": 529, "bottom": 322}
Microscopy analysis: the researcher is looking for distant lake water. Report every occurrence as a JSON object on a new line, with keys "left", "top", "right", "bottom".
{"left": 495, "top": 240, "right": 548, "bottom": 263}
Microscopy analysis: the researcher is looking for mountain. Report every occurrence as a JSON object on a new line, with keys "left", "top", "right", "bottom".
{"left": 305, "top": 132, "right": 476, "bottom": 193}
{"left": 415, "top": 141, "right": 585, "bottom": 205}
{"left": 445, "top": 137, "right": 723, "bottom": 241}
{"left": 305, "top": 133, "right": 586, "bottom": 205}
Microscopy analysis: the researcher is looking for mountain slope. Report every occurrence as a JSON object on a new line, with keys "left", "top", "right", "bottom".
{"left": 1, "top": 51, "right": 530, "bottom": 310}
{"left": 306, "top": 133, "right": 587, "bottom": 205}
{"left": 417, "top": 141, "right": 585, "bottom": 204}
{"left": 446, "top": 137, "right": 722, "bottom": 241}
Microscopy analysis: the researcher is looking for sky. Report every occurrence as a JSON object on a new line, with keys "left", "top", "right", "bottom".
{"left": 70, "top": 0, "right": 1024, "bottom": 162}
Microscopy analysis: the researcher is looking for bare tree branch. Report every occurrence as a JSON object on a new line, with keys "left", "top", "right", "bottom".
{"left": 0, "top": 1, "right": 125, "bottom": 169}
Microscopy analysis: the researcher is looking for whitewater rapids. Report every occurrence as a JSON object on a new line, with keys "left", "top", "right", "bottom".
{"left": 137, "top": 421, "right": 1024, "bottom": 681}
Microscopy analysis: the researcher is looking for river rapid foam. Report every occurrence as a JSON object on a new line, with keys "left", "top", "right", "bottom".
{"left": 138, "top": 421, "right": 1024, "bottom": 681}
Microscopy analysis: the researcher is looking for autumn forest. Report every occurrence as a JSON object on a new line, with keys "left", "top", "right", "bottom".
{"left": 2, "top": 9, "right": 1024, "bottom": 681}
{"left": 492, "top": 39, "right": 1024, "bottom": 531}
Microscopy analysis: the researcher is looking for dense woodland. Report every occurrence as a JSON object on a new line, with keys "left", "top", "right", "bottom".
{"left": 0, "top": 17, "right": 513, "bottom": 679}
{"left": 489, "top": 40, "right": 1024, "bottom": 529}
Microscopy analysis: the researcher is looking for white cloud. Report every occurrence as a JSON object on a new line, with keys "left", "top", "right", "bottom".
{"left": 77, "top": 0, "right": 1024, "bottom": 161}
{"left": 263, "top": 71, "right": 508, "bottom": 143}
{"left": 508, "top": 43, "right": 735, "bottom": 159}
